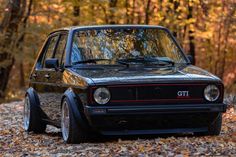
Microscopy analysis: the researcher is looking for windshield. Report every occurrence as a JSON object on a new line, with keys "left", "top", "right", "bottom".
{"left": 71, "top": 28, "right": 187, "bottom": 65}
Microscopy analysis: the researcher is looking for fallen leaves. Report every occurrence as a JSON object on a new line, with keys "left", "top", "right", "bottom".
{"left": 0, "top": 101, "right": 235, "bottom": 156}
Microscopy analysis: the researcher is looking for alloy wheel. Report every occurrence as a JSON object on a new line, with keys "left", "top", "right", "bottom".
{"left": 23, "top": 96, "right": 30, "bottom": 131}
{"left": 61, "top": 101, "right": 70, "bottom": 141}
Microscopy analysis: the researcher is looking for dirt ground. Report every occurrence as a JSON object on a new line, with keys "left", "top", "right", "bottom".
{"left": 0, "top": 101, "right": 235, "bottom": 156}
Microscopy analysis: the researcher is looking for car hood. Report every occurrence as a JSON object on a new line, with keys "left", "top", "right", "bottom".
{"left": 70, "top": 65, "right": 221, "bottom": 85}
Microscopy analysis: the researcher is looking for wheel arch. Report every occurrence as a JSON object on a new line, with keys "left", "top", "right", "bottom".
{"left": 26, "top": 87, "right": 40, "bottom": 107}
{"left": 24, "top": 87, "right": 47, "bottom": 132}
{"left": 61, "top": 88, "right": 89, "bottom": 130}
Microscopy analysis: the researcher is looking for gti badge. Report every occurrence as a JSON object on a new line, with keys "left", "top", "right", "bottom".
{"left": 177, "top": 91, "right": 189, "bottom": 98}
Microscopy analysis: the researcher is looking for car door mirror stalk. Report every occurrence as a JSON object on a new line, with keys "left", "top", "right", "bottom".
{"left": 187, "top": 55, "right": 194, "bottom": 65}
{"left": 59, "top": 65, "right": 65, "bottom": 72}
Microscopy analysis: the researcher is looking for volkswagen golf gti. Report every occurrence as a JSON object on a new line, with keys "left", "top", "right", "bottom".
{"left": 23, "top": 25, "right": 227, "bottom": 143}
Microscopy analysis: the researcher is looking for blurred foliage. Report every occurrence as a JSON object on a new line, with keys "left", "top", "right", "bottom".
{"left": 0, "top": 0, "right": 235, "bottom": 100}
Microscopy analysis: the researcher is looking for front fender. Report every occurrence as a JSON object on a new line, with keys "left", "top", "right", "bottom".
{"left": 62, "top": 88, "right": 90, "bottom": 130}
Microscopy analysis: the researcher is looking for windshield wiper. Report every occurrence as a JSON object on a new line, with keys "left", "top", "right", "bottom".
{"left": 73, "top": 59, "right": 111, "bottom": 65}
{"left": 152, "top": 58, "right": 175, "bottom": 66}
{"left": 116, "top": 57, "right": 175, "bottom": 66}
{"left": 116, "top": 60, "right": 130, "bottom": 67}
{"left": 116, "top": 58, "right": 146, "bottom": 67}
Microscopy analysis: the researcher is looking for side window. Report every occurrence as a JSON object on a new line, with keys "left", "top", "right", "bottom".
{"left": 71, "top": 33, "right": 86, "bottom": 65}
{"left": 54, "top": 34, "right": 68, "bottom": 66}
{"left": 42, "top": 35, "right": 59, "bottom": 68}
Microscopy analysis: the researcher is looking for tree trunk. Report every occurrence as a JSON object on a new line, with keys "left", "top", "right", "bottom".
{"left": 109, "top": 0, "right": 118, "bottom": 24}
{"left": 19, "top": 62, "right": 25, "bottom": 87}
{"left": 125, "top": 0, "right": 130, "bottom": 23}
{"left": 216, "top": 1, "right": 235, "bottom": 79}
{"left": 187, "top": 5, "right": 195, "bottom": 65}
{"left": 73, "top": 6, "right": 80, "bottom": 25}
{"left": 16, "top": 0, "right": 33, "bottom": 88}
{"left": 0, "top": 55, "right": 14, "bottom": 97}
{"left": 131, "top": 0, "right": 136, "bottom": 24}
{"left": 73, "top": 0, "right": 81, "bottom": 25}
{"left": 0, "top": 0, "right": 25, "bottom": 98}
{"left": 145, "top": 0, "right": 151, "bottom": 24}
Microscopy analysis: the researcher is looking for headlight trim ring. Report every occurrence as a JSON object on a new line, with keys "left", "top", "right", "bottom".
{"left": 204, "top": 84, "right": 220, "bottom": 102}
{"left": 93, "top": 87, "right": 111, "bottom": 104}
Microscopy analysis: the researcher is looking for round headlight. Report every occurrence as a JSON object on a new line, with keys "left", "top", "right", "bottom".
{"left": 204, "top": 85, "right": 220, "bottom": 102}
{"left": 93, "top": 87, "right": 111, "bottom": 104}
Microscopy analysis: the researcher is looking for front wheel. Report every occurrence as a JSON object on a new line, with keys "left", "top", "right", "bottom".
{"left": 208, "top": 113, "right": 222, "bottom": 135}
{"left": 195, "top": 113, "right": 222, "bottom": 136}
{"left": 61, "top": 98, "right": 89, "bottom": 143}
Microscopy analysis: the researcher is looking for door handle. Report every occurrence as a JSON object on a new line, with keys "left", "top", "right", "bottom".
{"left": 44, "top": 74, "right": 50, "bottom": 79}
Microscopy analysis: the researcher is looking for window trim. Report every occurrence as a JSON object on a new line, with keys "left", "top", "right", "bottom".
{"left": 42, "top": 35, "right": 60, "bottom": 69}
{"left": 35, "top": 34, "right": 59, "bottom": 70}
{"left": 35, "top": 30, "right": 70, "bottom": 70}
{"left": 53, "top": 32, "right": 68, "bottom": 68}
{"left": 69, "top": 26, "right": 189, "bottom": 66}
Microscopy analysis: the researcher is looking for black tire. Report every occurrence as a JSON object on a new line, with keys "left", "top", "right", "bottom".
{"left": 207, "top": 113, "right": 222, "bottom": 135}
{"left": 195, "top": 113, "right": 222, "bottom": 136}
{"left": 61, "top": 97, "right": 89, "bottom": 143}
{"left": 23, "top": 93, "right": 46, "bottom": 133}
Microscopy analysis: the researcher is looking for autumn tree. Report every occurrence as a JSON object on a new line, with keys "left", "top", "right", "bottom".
{"left": 0, "top": 0, "right": 26, "bottom": 98}
{"left": 1, "top": 0, "right": 236, "bottom": 98}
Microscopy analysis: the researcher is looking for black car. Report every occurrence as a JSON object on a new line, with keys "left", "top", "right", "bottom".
{"left": 24, "top": 25, "right": 227, "bottom": 143}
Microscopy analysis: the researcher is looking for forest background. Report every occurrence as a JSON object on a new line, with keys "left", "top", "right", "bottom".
{"left": 0, "top": 0, "right": 235, "bottom": 102}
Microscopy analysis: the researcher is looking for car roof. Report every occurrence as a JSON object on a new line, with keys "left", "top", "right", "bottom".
{"left": 49, "top": 25, "right": 167, "bottom": 35}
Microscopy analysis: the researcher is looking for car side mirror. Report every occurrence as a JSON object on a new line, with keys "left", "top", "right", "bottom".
{"left": 187, "top": 55, "right": 194, "bottom": 65}
{"left": 45, "top": 58, "right": 59, "bottom": 69}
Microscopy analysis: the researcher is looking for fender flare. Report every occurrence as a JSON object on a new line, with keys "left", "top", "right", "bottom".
{"left": 26, "top": 87, "right": 48, "bottom": 120}
{"left": 25, "top": 88, "right": 47, "bottom": 131}
{"left": 26, "top": 87, "right": 40, "bottom": 107}
{"left": 61, "top": 88, "right": 89, "bottom": 130}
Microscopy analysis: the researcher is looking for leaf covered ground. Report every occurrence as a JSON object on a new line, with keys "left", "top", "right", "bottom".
{"left": 0, "top": 101, "right": 235, "bottom": 156}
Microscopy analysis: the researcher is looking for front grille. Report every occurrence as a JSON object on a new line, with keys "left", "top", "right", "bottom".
{"left": 109, "top": 84, "right": 206, "bottom": 104}
{"left": 89, "top": 83, "right": 223, "bottom": 105}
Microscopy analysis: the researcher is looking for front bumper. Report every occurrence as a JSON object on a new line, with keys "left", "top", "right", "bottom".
{"left": 85, "top": 103, "right": 227, "bottom": 115}
{"left": 84, "top": 103, "right": 227, "bottom": 135}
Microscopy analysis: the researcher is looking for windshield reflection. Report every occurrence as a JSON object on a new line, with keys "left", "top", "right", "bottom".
{"left": 71, "top": 28, "right": 186, "bottom": 65}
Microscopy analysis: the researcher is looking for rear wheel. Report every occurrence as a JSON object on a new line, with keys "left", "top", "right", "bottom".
{"left": 23, "top": 94, "right": 46, "bottom": 133}
{"left": 61, "top": 98, "right": 89, "bottom": 143}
